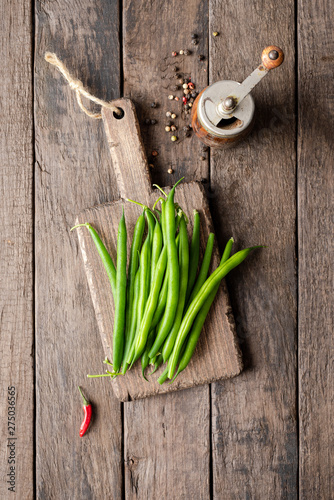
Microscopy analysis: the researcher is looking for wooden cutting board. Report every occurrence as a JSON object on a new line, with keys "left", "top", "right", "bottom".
{"left": 75, "top": 98, "right": 242, "bottom": 401}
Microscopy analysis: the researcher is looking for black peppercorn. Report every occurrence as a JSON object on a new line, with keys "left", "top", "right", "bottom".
{"left": 198, "top": 54, "right": 204, "bottom": 61}
{"left": 191, "top": 92, "right": 197, "bottom": 99}
{"left": 191, "top": 39, "right": 199, "bottom": 46}
{"left": 145, "top": 118, "right": 150, "bottom": 125}
{"left": 173, "top": 66, "right": 178, "bottom": 72}
{"left": 172, "top": 85, "right": 179, "bottom": 91}
{"left": 202, "top": 146, "right": 209, "bottom": 152}
{"left": 191, "top": 33, "right": 198, "bottom": 39}
{"left": 151, "top": 102, "right": 157, "bottom": 108}
{"left": 184, "top": 49, "right": 191, "bottom": 56}
{"left": 151, "top": 119, "right": 157, "bottom": 125}
{"left": 185, "top": 104, "right": 189, "bottom": 110}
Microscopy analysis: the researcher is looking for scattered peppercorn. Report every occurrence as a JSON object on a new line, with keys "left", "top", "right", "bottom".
{"left": 213, "top": 31, "right": 219, "bottom": 37}
{"left": 171, "top": 113, "right": 177, "bottom": 119}
{"left": 198, "top": 54, "right": 204, "bottom": 61}
{"left": 191, "top": 33, "right": 198, "bottom": 39}
{"left": 151, "top": 119, "right": 157, "bottom": 125}
{"left": 171, "top": 125, "right": 177, "bottom": 132}
{"left": 168, "top": 168, "right": 174, "bottom": 174}
{"left": 184, "top": 49, "right": 191, "bottom": 56}
{"left": 191, "top": 39, "right": 198, "bottom": 46}
{"left": 171, "top": 135, "right": 178, "bottom": 142}
{"left": 151, "top": 150, "right": 158, "bottom": 157}
{"left": 188, "top": 102, "right": 193, "bottom": 108}
{"left": 173, "top": 66, "right": 178, "bottom": 72}
{"left": 168, "top": 95, "right": 174, "bottom": 100}
{"left": 166, "top": 111, "right": 171, "bottom": 117}
{"left": 182, "top": 83, "right": 188, "bottom": 89}
{"left": 184, "top": 89, "right": 190, "bottom": 95}
{"left": 182, "top": 96, "right": 187, "bottom": 104}
{"left": 191, "top": 92, "right": 197, "bottom": 98}
{"left": 188, "top": 82, "right": 195, "bottom": 90}
{"left": 174, "top": 96, "right": 180, "bottom": 101}
{"left": 172, "top": 85, "right": 179, "bottom": 91}
{"left": 183, "top": 125, "right": 190, "bottom": 132}
{"left": 179, "top": 49, "right": 184, "bottom": 55}
{"left": 200, "top": 155, "right": 206, "bottom": 161}
{"left": 185, "top": 104, "right": 190, "bottom": 110}
{"left": 149, "top": 164, "right": 155, "bottom": 169}
{"left": 145, "top": 118, "right": 150, "bottom": 125}
{"left": 165, "top": 126, "right": 171, "bottom": 132}
{"left": 151, "top": 102, "right": 157, "bottom": 108}
{"left": 172, "top": 51, "right": 178, "bottom": 57}
{"left": 202, "top": 146, "right": 209, "bottom": 152}
{"left": 178, "top": 78, "right": 184, "bottom": 85}
{"left": 185, "top": 131, "right": 191, "bottom": 137}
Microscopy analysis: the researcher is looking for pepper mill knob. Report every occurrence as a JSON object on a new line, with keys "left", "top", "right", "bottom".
{"left": 261, "top": 46, "right": 284, "bottom": 70}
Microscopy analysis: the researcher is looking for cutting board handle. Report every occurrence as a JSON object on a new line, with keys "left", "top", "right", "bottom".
{"left": 102, "top": 98, "right": 152, "bottom": 202}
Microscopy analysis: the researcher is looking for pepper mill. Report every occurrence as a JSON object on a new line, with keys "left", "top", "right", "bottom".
{"left": 191, "top": 46, "right": 284, "bottom": 148}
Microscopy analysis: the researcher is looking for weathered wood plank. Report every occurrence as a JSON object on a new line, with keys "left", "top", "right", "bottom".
{"left": 122, "top": 0, "right": 211, "bottom": 497}
{"left": 298, "top": 0, "right": 334, "bottom": 497}
{"left": 35, "top": 1, "right": 123, "bottom": 498}
{"left": 0, "top": 1, "right": 34, "bottom": 498}
{"left": 208, "top": 0, "right": 298, "bottom": 498}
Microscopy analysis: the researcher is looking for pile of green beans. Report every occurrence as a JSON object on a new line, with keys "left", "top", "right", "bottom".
{"left": 72, "top": 179, "right": 263, "bottom": 383}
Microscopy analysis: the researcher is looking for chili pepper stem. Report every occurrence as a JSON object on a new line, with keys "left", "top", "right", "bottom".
{"left": 78, "top": 386, "right": 90, "bottom": 406}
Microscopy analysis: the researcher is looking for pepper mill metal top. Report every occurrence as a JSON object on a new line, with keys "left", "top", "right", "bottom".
{"left": 191, "top": 46, "right": 284, "bottom": 148}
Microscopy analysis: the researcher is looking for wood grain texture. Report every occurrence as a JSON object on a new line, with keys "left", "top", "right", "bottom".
{"left": 77, "top": 181, "right": 242, "bottom": 401}
{"left": 122, "top": 1, "right": 211, "bottom": 498}
{"left": 298, "top": 0, "right": 334, "bottom": 497}
{"left": 123, "top": 0, "right": 210, "bottom": 186}
{"left": 208, "top": 0, "right": 298, "bottom": 498}
{"left": 34, "top": 1, "right": 123, "bottom": 498}
{"left": 0, "top": 1, "right": 34, "bottom": 498}
{"left": 124, "top": 386, "right": 210, "bottom": 500}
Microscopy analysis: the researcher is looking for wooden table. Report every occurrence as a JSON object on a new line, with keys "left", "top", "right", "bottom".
{"left": 0, "top": 1, "right": 332, "bottom": 498}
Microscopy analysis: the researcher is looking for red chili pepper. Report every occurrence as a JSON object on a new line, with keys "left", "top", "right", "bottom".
{"left": 78, "top": 386, "right": 92, "bottom": 437}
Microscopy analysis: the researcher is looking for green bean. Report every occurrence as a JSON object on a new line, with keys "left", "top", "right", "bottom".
{"left": 171, "top": 237, "right": 234, "bottom": 381}
{"left": 150, "top": 353, "right": 163, "bottom": 374}
{"left": 150, "top": 233, "right": 180, "bottom": 330}
{"left": 141, "top": 328, "right": 156, "bottom": 381}
{"left": 133, "top": 245, "right": 167, "bottom": 361}
{"left": 167, "top": 245, "right": 263, "bottom": 378}
{"left": 185, "top": 209, "right": 200, "bottom": 303}
{"left": 71, "top": 223, "right": 116, "bottom": 297}
{"left": 186, "top": 232, "right": 215, "bottom": 309}
{"left": 150, "top": 218, "right": 163, "bottom": 289}
{"left": 151, "top": 266, "right": 168, "bottom": 329}
{"left": 121, "top": 266, "right": 140, "bottom": 374}
{"left": 112, "top": 208, "right": 127, "bottom": 372}
{"left": 148, "top": 181, "right": 181, "bottom": 359}
{"left": 157, "top": 365, "right": 169, "bottom": 384}
{"left": 126, "top": 230, "right": 151, "bottom": 365}
{"left": 221, "top": 237, "right": 234, "bottom": 264}
{"left": 162, "top": 216, "right": 189, "bottom": 361}
{"left": 123, "top": 212, "right": 145, "bottom": 360}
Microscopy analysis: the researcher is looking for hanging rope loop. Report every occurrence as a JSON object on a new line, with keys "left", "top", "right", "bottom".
{"left": 45, "top": 52, "right": 122, "bottom": 119}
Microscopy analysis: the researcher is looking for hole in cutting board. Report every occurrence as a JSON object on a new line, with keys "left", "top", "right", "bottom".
{"left": 113, "top": 108, "right": 125, "bottom": 119}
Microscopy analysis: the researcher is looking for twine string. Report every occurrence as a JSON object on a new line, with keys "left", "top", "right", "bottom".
{"left": 45, "top": 52, "right": 121, "bottom": 119}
